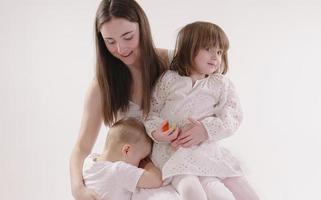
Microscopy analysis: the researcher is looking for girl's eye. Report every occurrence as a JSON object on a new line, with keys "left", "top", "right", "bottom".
{"left": 217, "top": 50, "right": 223, "bottom": 55}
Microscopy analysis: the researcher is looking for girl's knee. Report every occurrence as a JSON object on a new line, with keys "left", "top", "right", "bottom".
{"left": 201, "top": 178, "right": 235, "bottom": 200}
{"left": 222, "top": 176, "right": 260, "bottom": 200}
{"left": 209, "top": 182, "right": 235, "bottom": 200}
{"left": 172, "top": 175, "right": 200, "bottom": 187}
{"left": 172, "top": 175, "right": 207, "bottom": 200}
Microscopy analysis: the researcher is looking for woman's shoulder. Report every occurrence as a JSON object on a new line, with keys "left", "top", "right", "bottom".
{"left": 156, "top": 48, "right": 170, "bottom": 67}
{"left": 157, "top": 48, "right": 168, "bottom": 60}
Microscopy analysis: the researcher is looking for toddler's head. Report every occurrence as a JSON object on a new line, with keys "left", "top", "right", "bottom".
{"left": 104, "top": 117, "right": 152, "bottom": 166}
{"left": 171, "top": 21, "right": 230, "bottom": 76}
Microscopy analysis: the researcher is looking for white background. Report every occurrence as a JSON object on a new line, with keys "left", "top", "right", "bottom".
{"left": 1, "top": 0, "right": 321, "bottom": 199}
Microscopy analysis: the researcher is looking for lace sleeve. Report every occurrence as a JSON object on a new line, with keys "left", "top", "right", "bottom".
{"left": 144, "top": 71, "right": 174, "bottom": 142}
{"left": 200, "top": 78, "right": 243, "bottom": 142}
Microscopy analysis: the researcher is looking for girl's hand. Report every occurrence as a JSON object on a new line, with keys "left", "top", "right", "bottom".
{"left": 73, "top": 186, "right": 99, "bottom": 200}
{"left": 171, "top": 118, "right": 208, "bottom": 148}
{"left": 151, "top": 122, "right": 179, "bottom": 143}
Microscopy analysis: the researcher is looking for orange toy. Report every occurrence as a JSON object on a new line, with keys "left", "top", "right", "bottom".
{"left": 161, "top": 120, "right": 177, "bottom": 135}
{"left": 161, "top": 120, "right": 169, "bottom": 132}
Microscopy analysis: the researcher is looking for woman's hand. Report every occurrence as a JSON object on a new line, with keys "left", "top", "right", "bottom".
{"left": 73, "top": 186, "right": 99, "bottom": 200}
{"left": 171, "top": 118, "right": 208, "bottom": 148}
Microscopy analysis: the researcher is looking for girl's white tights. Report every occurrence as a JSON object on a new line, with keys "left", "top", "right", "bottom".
{"left": 199, "top": 176, "right": 235, "bottom": 200}
{"left": 172, "top": 175, "right": 235, "bottom": 200}
{"left": 172, "top": 175, "right": 207, "bottom": 200}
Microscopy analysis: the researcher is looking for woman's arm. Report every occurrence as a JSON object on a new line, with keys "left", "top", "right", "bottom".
{"left": 70, "top": 80, "right": 103, "bottom": 200}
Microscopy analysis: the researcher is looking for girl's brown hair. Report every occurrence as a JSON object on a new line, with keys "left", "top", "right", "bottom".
{"left": 95, "top": 0, "right": 166, "bottom": 126}
{"left": 171, "top": 21, "right": 230, "bottom": 76}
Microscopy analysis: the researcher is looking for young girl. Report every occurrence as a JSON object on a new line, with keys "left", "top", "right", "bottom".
{"left": 144, "top": 21, "right": 259, "bottom": 200}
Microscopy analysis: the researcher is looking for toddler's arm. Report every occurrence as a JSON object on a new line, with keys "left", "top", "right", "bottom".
{"left": 137, "top": 161, "right": 163, "bottom": 188}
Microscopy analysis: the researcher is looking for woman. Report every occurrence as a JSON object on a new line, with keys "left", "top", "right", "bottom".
{"left": 70, "top": 0, "right": 178, "bottom": 199}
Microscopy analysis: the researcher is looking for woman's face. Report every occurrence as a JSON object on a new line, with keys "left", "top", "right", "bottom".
{"left": 100, "top": 18, "right": 140, "bottom": 67}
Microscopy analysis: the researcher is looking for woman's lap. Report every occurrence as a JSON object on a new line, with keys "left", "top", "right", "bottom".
{"left": 132, "top": 185, "right": 180, "bottom": 200}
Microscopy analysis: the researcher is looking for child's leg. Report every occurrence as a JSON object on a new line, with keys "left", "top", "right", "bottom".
{"left": 199, "top": 176, "right": 235, "bottom": 200}
{"left": 172, "top": 175, "right": 207, "bottom": 200}
{"left": 222, "top": 176, "right": 260, "bottom": 200}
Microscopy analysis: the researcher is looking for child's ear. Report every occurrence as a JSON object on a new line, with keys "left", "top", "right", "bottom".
{"left": 121, "top": 144, "right": 131, "bottom": 156}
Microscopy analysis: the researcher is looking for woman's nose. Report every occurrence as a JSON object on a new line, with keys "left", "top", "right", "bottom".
{"left": 117, "top": 43, "right": 126, "bottom": 55}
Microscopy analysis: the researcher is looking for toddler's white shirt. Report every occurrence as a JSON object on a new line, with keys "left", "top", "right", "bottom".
{"left": 83, "top": 154, "right": 144, "bottom": 200}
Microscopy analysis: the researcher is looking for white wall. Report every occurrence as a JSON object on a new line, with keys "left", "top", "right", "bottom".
{"left": 1, "top": 0, "right": 320, "bottom": 199}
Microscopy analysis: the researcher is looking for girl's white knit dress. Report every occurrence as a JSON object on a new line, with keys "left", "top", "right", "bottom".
{"left": 144, "top": 70, "right": 243, "bottom": 181}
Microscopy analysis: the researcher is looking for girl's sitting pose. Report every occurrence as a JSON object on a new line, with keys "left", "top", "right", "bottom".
{"left": 144, "top": 21, "right": 259, "bottom": 200}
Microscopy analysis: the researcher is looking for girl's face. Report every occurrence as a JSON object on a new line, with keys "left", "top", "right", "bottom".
{"left": 190, "top": 47, "right": 223, "bottom": 78}
{"left": 100, "top": 18, "right": 140, "bottom": 67}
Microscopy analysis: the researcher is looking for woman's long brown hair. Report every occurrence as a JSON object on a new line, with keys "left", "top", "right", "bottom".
{"left": 95, "top": 0, "right": 166, "bottom": 126}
